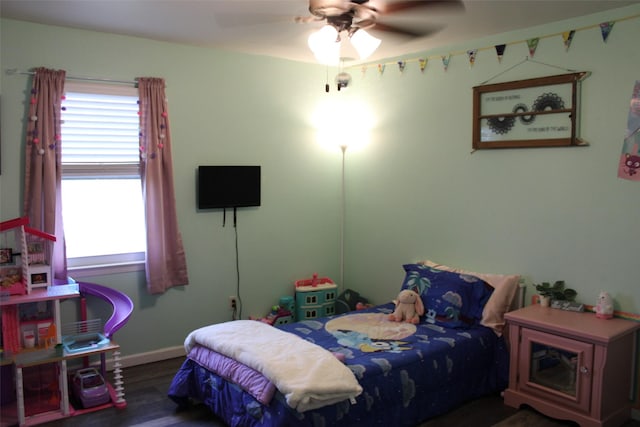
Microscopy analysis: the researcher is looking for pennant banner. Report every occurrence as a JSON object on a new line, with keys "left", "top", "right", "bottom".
{"left": 343, "top": 17, "right": 631, "bottom": 81}
{"left": 600, "top": 21, "right": 615, "bottom": 42}
{"left": 562, "top": 30, "right": 575, "bottom": 51}
{"left": 495, "top": 44, "right": 506, "bottom": 62}
{"left": 618, "top": 80, "right": 640, "bottom": 181}
{"left": 441, "top": 55, "right": 451, "bottom": 71}
{"left": 419, "top": 58, "right": 428, "bottom": 73}
{"left": 527, "top": 38, "right": 539, "bottom": 57}
{"left": 467, "top": 49, "right": 478, "bottom": 67}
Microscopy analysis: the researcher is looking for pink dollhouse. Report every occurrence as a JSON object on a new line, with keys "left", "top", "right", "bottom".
{"left": 0, "top": 216, "right": 56, "bottom": 296}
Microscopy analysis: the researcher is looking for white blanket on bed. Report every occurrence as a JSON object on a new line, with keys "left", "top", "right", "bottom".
{"left": 184, "top": 320, "right": 362, "bottom": 412}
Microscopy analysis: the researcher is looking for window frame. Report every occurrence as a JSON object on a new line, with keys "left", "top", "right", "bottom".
{"left": 61, "top": 81, "right": 145, "bottom": 277}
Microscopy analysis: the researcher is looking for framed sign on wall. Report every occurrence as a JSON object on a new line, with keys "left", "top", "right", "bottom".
{"left": 472, "top": 72, "right": 588, "bottom": 149}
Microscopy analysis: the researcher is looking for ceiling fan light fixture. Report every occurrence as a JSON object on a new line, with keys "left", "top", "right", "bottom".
{"left": 308, "top": 25, "right": 341, "bottom": 65}
{"left": 350, "top": 29, "right": 381, "bottom": 60}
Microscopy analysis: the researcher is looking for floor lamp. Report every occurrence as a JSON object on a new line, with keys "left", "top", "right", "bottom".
{"left": 339, "top": 144, "right": 347, "bottom": 293}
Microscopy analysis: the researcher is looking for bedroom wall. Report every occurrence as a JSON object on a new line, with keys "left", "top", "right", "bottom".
{"left": 0, "top": 19, "right": 345, "bottom": 359}
{"left": 1, "top": 3, "right": 639, "bottom": 364}
{"left": 343, "top": 4, "right": 640, "bottom": 315}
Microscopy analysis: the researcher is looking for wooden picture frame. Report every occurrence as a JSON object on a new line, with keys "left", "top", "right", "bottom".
{"left": 472, "top": 72, "right": 588, "bottom": 149}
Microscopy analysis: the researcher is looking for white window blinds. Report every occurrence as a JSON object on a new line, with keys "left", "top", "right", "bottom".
{"left": 61, "top": 82, "right": 139, "bottom": 177}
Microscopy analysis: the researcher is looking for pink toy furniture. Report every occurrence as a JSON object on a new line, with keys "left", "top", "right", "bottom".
{"left": 0, "top": 280, "right": 133, "bottom": 425}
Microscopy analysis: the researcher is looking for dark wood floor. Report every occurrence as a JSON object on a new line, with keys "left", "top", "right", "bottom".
{"left": 33, "top": 357, "right": 639, "bottom": 427}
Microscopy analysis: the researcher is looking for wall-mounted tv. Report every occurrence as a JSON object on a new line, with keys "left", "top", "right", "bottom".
{"left": 197, "top": 165, "right": 261, "bottom": 209}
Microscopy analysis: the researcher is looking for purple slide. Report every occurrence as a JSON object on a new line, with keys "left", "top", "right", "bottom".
{"left": 77, "top": 281, "right": 133, "bottom": 339}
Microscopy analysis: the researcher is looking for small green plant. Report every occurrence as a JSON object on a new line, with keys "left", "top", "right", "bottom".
{"left": 533, "top": 280, "right": 577, "bottom": 301}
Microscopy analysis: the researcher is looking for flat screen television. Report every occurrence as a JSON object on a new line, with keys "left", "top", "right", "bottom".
{"left": 197, "top": 165, "right": 261, "bottom": 209}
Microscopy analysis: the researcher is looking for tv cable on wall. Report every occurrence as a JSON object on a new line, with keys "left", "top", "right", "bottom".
{"left": 197, "top": 165, "right": 261, "bottom": 319}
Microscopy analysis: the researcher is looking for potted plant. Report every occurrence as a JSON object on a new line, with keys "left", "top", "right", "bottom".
{"left": 533, "top": 281, "right": 577, "bottom": 307}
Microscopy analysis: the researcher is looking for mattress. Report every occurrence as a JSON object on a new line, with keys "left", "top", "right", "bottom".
{"left": 168, "top": 303, "right": 509, "bottom": 427}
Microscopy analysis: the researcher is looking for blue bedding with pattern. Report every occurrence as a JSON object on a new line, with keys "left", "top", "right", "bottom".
{"left": 168, "top": 302, "right": 509, "bottom": 427}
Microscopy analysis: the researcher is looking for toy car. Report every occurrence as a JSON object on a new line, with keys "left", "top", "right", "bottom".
{"left": 253, "top": 305, "right": 293, "bottom": 326}
{"left": 71, "top": 368, "right": 110, "bottom": 408}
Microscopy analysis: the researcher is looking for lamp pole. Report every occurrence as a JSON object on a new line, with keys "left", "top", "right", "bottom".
{"left": 340, "top": 144, "right": 347, "bottom": 292}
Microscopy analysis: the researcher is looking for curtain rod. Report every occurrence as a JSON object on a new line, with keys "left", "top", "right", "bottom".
{"left": 5, "top": 68, "right": 137, "bottom": 86}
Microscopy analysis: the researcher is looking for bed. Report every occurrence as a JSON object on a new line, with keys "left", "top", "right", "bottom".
{"left": 168, "top": 261, "right": 523, "bottom": 427}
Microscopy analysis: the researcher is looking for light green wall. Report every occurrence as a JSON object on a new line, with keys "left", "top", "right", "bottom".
{"left": 1, "top": 4, "right": 639, "bottom": 359}
{"left": 1, "top": 19, "right": 343, "bottom": 356}
{"left": 344, "top": 4, "right": 640, "bottom": 313}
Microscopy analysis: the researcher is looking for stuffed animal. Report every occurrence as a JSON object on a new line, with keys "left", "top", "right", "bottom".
{"left": 389, "top": 289, "right": 424, "bottom": 324}
{"left": 595, "top": 291, "right": 614, "bottom": 319}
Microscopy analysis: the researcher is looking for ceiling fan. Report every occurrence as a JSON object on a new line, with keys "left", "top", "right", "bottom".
{"left": 297, "top": 0, "right": 465, "bottom": 64}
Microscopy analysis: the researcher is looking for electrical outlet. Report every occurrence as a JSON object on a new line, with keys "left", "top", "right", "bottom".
{"left": 229, "top": 296, "right": 237, "bottom": 310}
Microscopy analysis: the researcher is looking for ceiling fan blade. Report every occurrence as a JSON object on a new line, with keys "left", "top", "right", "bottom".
{"left": 213, "top": 12, "right": 294, "bottom": 28}
{"left": 294, "top": 15, "right": 324, "bottom": 24}
{"left": 380, "top": 0, "right": 464, "bottom": 14}
{"left": 371, "top": 21, "right": 445, "bottom": 38}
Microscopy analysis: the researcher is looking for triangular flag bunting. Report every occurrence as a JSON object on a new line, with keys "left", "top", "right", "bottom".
{"left": 526, "top": 38, "right": 539, "bottom": 57}
{"left": 600, "top": 21, "right": 615, "bottom": 43}
{"left": 562, "top": 30, "right": 575, "bottom": 51}
{"left": 442, "top": 55, "right": 451, "bottom": 71}
{"left": 467, "top": 49, "right": 478, "bottom": 67}
{"left": 419, "top": 58, "right": 428, "bottom": 73}
{"left": 495, "top": 44, "right": 506, "bottom": 62}
{"left": 397, "top": 61, "right": 406, "bottom": 73}
{"left": 378, "top": 64, "right": 385, "bottom": 75}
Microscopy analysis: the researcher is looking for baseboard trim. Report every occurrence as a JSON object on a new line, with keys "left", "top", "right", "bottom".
{"left": 104, "top": 346, "right": 186, "bottom": 370}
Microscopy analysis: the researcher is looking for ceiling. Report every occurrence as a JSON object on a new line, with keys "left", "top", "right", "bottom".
{"left": 1, "top": 0, "right": 638, "bottom": 65}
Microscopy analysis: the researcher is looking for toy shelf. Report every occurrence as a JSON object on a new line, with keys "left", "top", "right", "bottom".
{"left": 0, "top": 283, "right": 125, "bottom": 426}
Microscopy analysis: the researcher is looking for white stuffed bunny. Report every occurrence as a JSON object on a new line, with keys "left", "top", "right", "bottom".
{"left": 389, "top": 289, "right": 424, "bottom": 324}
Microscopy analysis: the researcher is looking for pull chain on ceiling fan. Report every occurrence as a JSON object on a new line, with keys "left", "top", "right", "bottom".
{"left": 298, "top": 0, "right": 464, "bottom": 65}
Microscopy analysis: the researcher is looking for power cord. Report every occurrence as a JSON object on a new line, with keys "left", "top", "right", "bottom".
{"left": 233, "top": 207, "right": 242, "bottom": 320}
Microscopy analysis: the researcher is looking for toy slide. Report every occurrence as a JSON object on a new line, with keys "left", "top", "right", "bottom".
{"left": 76, "top": 281, "right": 133, "bottom": 339}
{"left": 76, "top": 281, "right": 132, "bottom": 408}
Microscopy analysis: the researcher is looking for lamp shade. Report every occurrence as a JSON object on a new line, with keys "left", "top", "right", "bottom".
{"left": 308, "top": 25, "right": 341, "bottom": 65}
{"left": 350, "top": 29, "right": 381, "bottom": 60}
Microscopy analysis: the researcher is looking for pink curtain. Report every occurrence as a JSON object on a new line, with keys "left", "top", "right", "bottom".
{"left": 23, "top": 67, "right": 68, "bottom": 280}
{"left": 138, "top": 77, "right": 189, "bottom": 294}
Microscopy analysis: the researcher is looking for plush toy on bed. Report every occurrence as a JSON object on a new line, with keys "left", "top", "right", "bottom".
{"left": 389, "top": 289, "right": 424, "bottom": 324}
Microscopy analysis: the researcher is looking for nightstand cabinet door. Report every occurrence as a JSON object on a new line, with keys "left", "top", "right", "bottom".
{"left": 519, "top": 328, "right": 593, "bottom": 413}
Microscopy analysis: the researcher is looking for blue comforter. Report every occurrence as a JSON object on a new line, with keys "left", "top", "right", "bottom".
{"left": 169, "top": 303, "right": 508, "bottom": 427}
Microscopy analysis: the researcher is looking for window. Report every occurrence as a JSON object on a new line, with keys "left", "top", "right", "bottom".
{"left": 61, "top": 82, "right": 145, "bottom": 275}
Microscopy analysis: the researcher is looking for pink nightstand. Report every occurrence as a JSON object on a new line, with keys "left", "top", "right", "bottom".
{"left": 504, "top": 304, "right": 639, "bottom": 427}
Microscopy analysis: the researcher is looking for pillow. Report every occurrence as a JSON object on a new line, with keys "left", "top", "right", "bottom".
{"left": 401, "top": 264, "right": 494, "bottom": 329}
{"left": 418, "top": 260, "right": 521, "bottom": 336}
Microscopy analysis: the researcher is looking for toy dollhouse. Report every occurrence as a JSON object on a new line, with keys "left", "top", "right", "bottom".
{"left": 0, "top": 216, "right": 56, "bottom": 296}
{"left": 295, "top": 274, "right": 337, "bottom": 321}
{"left": 1, "top": 218, "right": 132, "bottom": 425}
